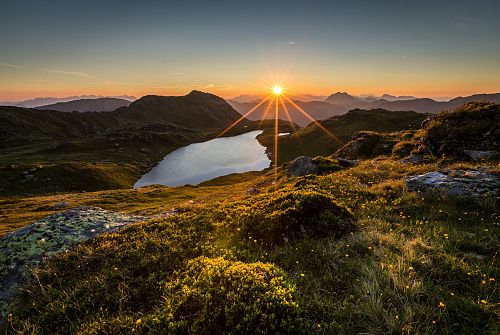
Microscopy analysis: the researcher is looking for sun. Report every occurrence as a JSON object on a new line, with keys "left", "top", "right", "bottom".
{"left": 272, "top": 86, "right": 282, "bottom": 95}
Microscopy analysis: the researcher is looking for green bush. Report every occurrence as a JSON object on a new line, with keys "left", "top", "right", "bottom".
{"left": 146, "top": 256, "right": 305, "bottom": 334}
{"left": 224, "top": 179, "right": 355, "bottom": 245}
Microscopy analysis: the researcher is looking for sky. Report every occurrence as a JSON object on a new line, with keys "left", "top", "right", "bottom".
{"left": 1, "top": 0, "right": 500, "bottom": 101}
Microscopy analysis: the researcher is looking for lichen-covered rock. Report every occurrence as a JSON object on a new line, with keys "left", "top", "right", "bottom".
{"left": 0, "top": 207, "right": 146, "bottom": 317}
{"left": 288, "top": 156, "right": 318, "bottom": 176}
{"left": 405, "top": 168, "right": 500, "bottom": 198}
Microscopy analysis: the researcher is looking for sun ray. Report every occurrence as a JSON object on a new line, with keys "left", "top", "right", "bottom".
{"left": 257, "top": 97, "right": 275, "bottom": 129}
{"left": 278, "top": 96, "right": 297, "bottom": 132}
{"left": 217, "top": 94, "right": 273, "bottom": 138}
{"left": 278, "top": 95, "right": 306, "bottom": 153}
{"left": 274, "top": 94, "right": 279, "bottom": 178}
{"left": 282, "top": 94, "right": 343, "bottom": 144}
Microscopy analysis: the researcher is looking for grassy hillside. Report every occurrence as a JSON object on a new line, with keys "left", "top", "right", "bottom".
{"left": 260, "top": 108, "right": 428, "bottom": 163}
{"left": 3, "top": 159, "right": 498, "bottom": 334}
{"left": 0, "top": 91, "right": 281, "bottom": 196}
{"left": 1, "top": 103, "right": 499, "bottom": 334}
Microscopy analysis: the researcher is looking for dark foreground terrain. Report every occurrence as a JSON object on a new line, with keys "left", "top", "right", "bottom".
{"left": 0, "top": 102, "right": 498, "bottom": 334}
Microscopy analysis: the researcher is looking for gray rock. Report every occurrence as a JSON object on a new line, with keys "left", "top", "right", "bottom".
{"left": 400, "top": 154, "right": 423, "bottom": 164}
{"left": 337, "top": 157, "right": 359, "bottom": 167}
{"left": 140, "top": 147, "right": 152, "bottom": 153}
{"left": 245, "top": 187, "right": 260, "bottom": 195}
{"left": 288, "top": 156, "right": 318, "bottom": 176}
{"left": 52, "top": 201, "right": 69, "bottom": 209}
{"left": 405, "top": 169, "right": 500, "bottom": 198}
{"left": 463, "top": 150, "right": 499, "bottom": 161}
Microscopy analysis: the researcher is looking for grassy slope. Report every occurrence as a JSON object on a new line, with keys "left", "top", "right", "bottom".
{"left": 259, "top": 109, "right": 428, "bottom": 163}
{"left": 3, "top": 159, "right": 498, "bottom": 334}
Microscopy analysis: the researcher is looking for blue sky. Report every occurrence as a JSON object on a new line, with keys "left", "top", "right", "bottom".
{"left": 1, "top": 0, "right": 499, "bottom": 100}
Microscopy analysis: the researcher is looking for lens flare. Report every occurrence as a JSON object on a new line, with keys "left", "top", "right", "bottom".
{"left": 217, "top": 80, "right": 341, "bottom": 180}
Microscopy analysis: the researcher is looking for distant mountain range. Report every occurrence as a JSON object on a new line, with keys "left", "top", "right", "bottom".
{"left": 35, "top": 98, "right": 132, "bottom": 113}
{"left": 0, "top": 95, "right": 136, "bottom": 108}
{"left": 229, "top": 92, "right": 500, "bottom": 125}
{"left": 0, "top": 91, "right": 241, "bottom": 148}
{"left": 227, "top": 99, "right": 344, "bottom": 127}
{"left": 324, "top": 92, "right": 500, "bottom": 113}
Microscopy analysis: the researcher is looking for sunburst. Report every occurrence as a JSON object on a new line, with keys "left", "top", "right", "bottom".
{"left": 217, "top": 80, "right": 341, "bottom": 179}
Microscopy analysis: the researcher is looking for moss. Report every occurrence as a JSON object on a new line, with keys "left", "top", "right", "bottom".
{"left": 311, "top": 156, "right": 342, "bottom": 174}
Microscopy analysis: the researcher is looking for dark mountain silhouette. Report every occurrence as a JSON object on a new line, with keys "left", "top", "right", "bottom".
{"left": 0, "top": 95, "right": 136, "bottom": 108}
{"left": 227, "top": 99, "right": 345, "bottom": 127}
{"left": 0, "top": 91, "right": 242, "bottom": 148}
{"left": 325, "top": 92, "right": 360, "bottom": 105}
{"left": 35, "top": 98, "right": 132, "bottom": 113}
{"left": 122, "top": 91, "right": 241, "bottom": 129}
{"left": 380, "top": 94, "right": 417, "bottom": 101}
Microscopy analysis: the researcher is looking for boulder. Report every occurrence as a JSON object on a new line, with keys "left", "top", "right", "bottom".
{"left": 245, "top": 187, "right": 260, "bottom": 195}
{"left": 405, "top": 169, "right": 500, "bottom": 198}
{"left": 288, "top": 156, "right": 318, "bottom": 176}
{"left": 400, "top": 154, "right": 423, "bottom": 164}
{"left": 337, "top": 157, "right": 359, "bottom": 167}
{"left": 463, "top": 150, "right": 499, "bottom": 162}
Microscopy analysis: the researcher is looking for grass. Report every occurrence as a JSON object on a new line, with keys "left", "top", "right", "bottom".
{"left": 259, "top": 109, "right": 428, "bottom": 163}
{"left": 2, "top": 158, "right": 499, "bottom": 334}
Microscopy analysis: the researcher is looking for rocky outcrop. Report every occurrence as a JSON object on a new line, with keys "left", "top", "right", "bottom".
{"left": 416, "top": 102, "right": 500, "bottom": 160}
{"left": 288, "top": 156, "right": 318, "bottom": 176}
{"left": 335, "top": 131, "right": 401, "bottom": 159}
{"left": 0, "top": 207, "right": 147, "bottom": 316}
{"left": 405, "top": 168, "right": 500, "bottom": 198}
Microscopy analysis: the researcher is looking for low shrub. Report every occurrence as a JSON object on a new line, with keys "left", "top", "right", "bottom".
{"left": 223, "top": 179, "right": 355, "bottom": 245}
{"left": 150, "top": 256, "right": 305, "bottom": 334}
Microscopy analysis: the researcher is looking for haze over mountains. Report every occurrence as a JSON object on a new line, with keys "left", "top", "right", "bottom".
{"left": 35, "top": 98, "right": 132, "bottom": 113}
{"left": 229, "top": 92, "right": 500, "bottom": 126}
{"left": 0, "top": 95, "right": 136, "bottom": 108}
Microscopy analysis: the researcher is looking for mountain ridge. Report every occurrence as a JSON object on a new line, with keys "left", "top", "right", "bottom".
{"left": 35, "top": 98, "right": 132, "bottom": 113}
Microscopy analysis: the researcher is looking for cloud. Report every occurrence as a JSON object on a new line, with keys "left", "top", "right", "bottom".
{"left": 169, "top": 72, "right": 185, "bottom": 75}
{"left": 0, "top": 62, "right": 95, "bottom": 79}
{"left": 287, "top": 41, "right": 295, "bottom": 45}
{"left": 450, "top": 17, "right": 486, "bottom": 31}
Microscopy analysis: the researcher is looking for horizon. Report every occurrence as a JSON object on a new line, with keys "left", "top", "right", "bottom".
{"left": 1, "top": 0, "right": 500, "bottom": 100}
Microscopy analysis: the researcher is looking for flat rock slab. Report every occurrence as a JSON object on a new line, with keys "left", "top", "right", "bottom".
{"left": 405, "top": 169, "right": 500, "bottom": 198}
{"left": 0, "top": 207, "right": 147, "bottom": 316}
